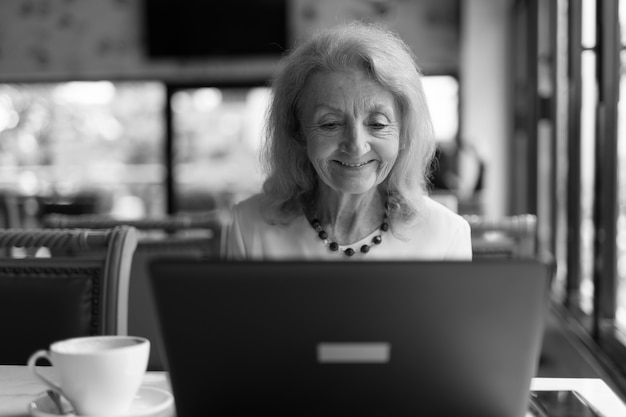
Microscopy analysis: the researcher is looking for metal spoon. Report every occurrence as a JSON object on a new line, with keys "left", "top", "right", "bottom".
{"left": 46, "top": 390, "right": 74, "bottom": 415}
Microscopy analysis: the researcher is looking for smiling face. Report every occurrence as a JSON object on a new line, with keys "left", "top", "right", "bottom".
{"left": 299, "top": 69, "right": 400, "bottom": 197}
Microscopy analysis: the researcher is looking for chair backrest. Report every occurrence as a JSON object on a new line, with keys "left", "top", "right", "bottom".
{"left": 42, "top": 212, "right": 224, "bottom": 370}
{"left": 463, "top": 214, "right": 538, "bottom": 258}
{"left": 0, "top": 227, "right": 137, "bottom": 364}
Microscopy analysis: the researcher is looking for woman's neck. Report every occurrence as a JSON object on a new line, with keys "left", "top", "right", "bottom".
{"left": 311, "top": 187, "right": 386, "bottom": 245}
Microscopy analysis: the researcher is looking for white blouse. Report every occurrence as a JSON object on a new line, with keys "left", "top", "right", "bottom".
{"left": 224, "top": 194, "right": 472, "bottom": 261}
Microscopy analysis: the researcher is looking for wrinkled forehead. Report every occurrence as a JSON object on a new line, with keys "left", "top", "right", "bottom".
{"left": 297, "top": 68, "right": 397, "bottom": 117}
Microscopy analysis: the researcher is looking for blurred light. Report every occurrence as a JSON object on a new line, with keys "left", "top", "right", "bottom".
{"left": 581, "top": 0, "right": 596, "bottom": 48}
{"left": 580, "top": 279, "right": 594, "bottom": 314}
{"left": 422, "top": 75, "right": 459, "bottom": 143}
{"left": 244, "top": 87, "right": 271, "bottom": 151}
{"left": 17, "top": 132, "right": 38, "bottom": 154}
{"left": 246, "top": 87, "right": 271, "bottom": 114}
{"left": 171, "top": 91, "right": 192, "bottom": 114}
{"left": 93, "top": 114, "right": 123, "bottom": 141}
{"left": 111, "top": 195, "right": 146, "bottom": 219}
{"left": 0, "top": 94, "right": 19, "bottom": 132}
{"left": 218, "top": 113, "right": 241, "bottom": 137}
{"left": 53, "top": 82, "right": 116, "bottom": 105}
{"left": 192, "top": 88, "right": 222, "bottom": 112}
{"left": 18, "top": 170, "right": 40, "bottom": 195}
{"left": 0, "top": 108, "right": 19, "bottom": 132}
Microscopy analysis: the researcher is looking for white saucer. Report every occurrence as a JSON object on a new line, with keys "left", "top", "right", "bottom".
{"left": 28, "top": 386, "right": 174, "bottom": 417}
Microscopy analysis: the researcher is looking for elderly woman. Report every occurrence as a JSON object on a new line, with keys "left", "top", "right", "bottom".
{"left": 224, "top": 22, "right": 472, "bottom": 260}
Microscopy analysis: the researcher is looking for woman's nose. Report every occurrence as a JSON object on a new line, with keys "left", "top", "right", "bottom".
{"left": 341, "top": 123, "right": 370, "bottom": 156}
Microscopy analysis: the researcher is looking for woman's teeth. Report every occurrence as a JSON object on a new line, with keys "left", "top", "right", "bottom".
{"left": 338, "top": 161, "right": 369, "bottom": 167}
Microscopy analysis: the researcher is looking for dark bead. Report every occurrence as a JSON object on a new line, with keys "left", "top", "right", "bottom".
{"left": 309, "top": 211, "right": 388, "bottom": 256}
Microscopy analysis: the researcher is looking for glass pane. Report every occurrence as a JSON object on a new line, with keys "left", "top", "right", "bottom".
{"left": 171, "top": 77, "right": 461, "bottom": 213}
{"left": 0, "top": 82, "right": 166, "bottom": 227}
{"left": 171, "top": 86, "right": 269, "bottom": 212}
{"left": 421, "top": 75, "right": 459, "bottom": 143}
{"left": 616, "top": 50, "right": 626, "bottom": 334}
{"left": 581, "top": 0, "right": 596, "bottom": 49}
{"left": 579, "top": 50, "right": 597, "bottom": 314}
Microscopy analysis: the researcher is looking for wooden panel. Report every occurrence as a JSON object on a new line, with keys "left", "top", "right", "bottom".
{"left": 0, "top": 0, "right": 459, "bottom": 82}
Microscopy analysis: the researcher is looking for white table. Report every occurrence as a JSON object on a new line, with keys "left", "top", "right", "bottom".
{"left": 1, "top": 365, "right": 625, "bottom": 416}
{"left": 0, "top": 365, "right": 172, "bottom": 417}
{"left": 529, "top": 378, "right": 626, "bottom": 416}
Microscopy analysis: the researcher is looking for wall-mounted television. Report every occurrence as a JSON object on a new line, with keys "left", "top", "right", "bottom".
{"left": 144, "top": 0, "right": 288, "bottom": 59}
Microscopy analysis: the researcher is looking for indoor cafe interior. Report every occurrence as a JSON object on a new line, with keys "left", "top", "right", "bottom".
{"left": 0, "top": 0, "right": 625, "bottom": 416}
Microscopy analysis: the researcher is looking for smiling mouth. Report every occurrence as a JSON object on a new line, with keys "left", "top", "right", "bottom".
{"left": 335, "top": 160, "right": 375, "bottom": 168}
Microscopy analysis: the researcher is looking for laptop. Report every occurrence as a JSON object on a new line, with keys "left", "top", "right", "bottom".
{"left": 148, "top": 258, "right": 551, "bottom": 417}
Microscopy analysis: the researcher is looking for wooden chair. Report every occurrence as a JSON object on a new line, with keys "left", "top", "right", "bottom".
{"left": 42, "top": 212, "right": 225, "bottom": 370}
{"left": 463, "top": 214, "right": 538, "bottom": 258}
{"left": 0, "top": 227, "right": 137, "bottom": 365}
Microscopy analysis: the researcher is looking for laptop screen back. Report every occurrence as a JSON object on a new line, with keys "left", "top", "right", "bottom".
{"left": 149, "top": 259, "right": 550, "bottom": 417}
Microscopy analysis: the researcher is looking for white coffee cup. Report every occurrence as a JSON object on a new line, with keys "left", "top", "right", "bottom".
{"left": 28, "top": 335, "right": 150, "bottom": 416}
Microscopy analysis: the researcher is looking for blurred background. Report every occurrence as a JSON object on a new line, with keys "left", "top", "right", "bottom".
{"left": 0, "top": 0, "right": 625, "bottom": 397}
{"left": 0, "top": 0, "right": 489, "bottom": 223}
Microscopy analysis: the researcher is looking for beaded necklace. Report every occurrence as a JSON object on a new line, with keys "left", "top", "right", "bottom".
{"left": 309, "top": 214, "right": 389, "bottom": 257}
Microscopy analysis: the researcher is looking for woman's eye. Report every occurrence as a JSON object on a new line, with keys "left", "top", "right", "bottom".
{"left": 369, "top": 122, "right": 388, "bottom": 130}
{"left": 367, "top": 114, "right": 391, "bottom": 130}
{"left": 320, "top": 122, "right": 341, "bottom": 130}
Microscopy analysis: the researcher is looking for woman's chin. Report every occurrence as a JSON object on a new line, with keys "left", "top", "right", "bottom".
{"left": 327, "top": 179, "right": 379, "bottom": 195}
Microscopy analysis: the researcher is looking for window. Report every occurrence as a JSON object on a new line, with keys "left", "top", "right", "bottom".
{"left": 0, "top": 76, "right": 461, "bottom": 225}
{"left": 166, "top": 76, "right": 461, "bottom": 212}
{"left": 0, "top": 82, "right": 165, "bottom": 226}
{"left": 615, "top": 11, "right": 626, "bottom": 337}
{"left": 169, "top": 85, "right": 269, "bottom": 212}
{"left": 579, "top": 0, "right": 598, "bottom": 315}
{"left": 422, "top": 75, "right": 459, "bottom": 144}
{"left": 556, "top": 0, "right": 626, "bottom": 389}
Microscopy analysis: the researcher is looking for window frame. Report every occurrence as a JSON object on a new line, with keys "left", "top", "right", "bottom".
{"left": 558, "top": 0, "right": 626, "bottom": 396}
